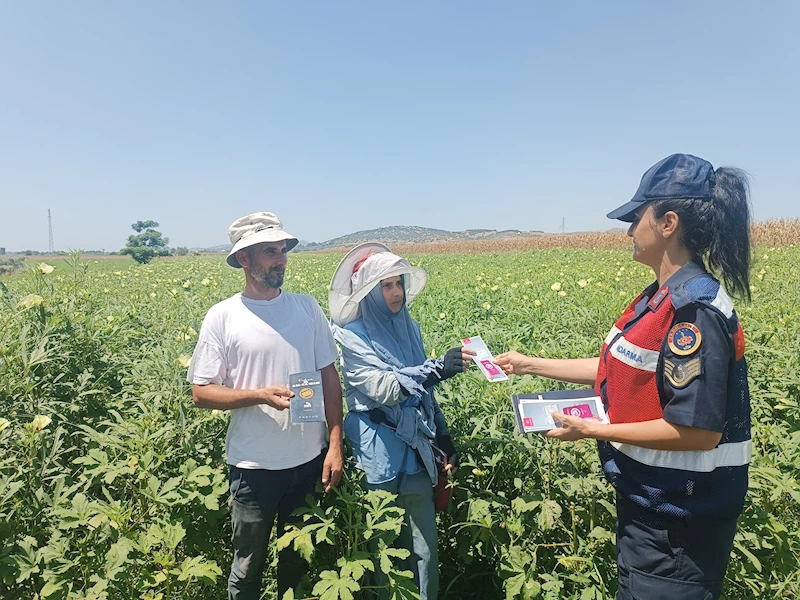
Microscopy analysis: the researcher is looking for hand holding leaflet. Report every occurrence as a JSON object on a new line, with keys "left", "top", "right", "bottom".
{"left": 511, "top": 389, "right": 608, "bottom": 434}
{"left": 289, "top": 371, "right": 326, "bottom": 423}
{"left": 461, "top": 336, "right": 508, "bottom": 382}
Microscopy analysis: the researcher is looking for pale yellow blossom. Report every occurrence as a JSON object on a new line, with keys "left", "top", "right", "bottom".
{"left": 17, "top": 294, "right": 44, "bottom": 310}
{"left": 0, "top": 418, "right": 9, "bottom": 433}
{"left": 36, "top": 262, "right": 55, "bottom": 275}
{"left": 550, "top": 282, "right": 562, "bottom": 292}
{"left": 578, "top": 280, "right": 587, "bottom": 288}
{"left": 31, "top": 415, "right": 51, "bottom": 431}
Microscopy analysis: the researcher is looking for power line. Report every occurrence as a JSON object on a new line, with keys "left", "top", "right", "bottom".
{"left": 48, "top": 209, "right": 54, "bottom": 254}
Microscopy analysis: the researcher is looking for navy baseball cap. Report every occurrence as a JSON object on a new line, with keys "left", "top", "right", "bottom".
{"left": 607, "top": 153, "right": 715, "bottom": 222}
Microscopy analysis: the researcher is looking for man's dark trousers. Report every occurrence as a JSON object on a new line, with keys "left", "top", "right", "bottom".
{"left": 227, "top": 453, "right": 324, "bottom": 600}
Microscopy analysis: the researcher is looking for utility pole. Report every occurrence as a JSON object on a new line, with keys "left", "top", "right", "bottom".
{"left": 48, "top": 209, "right": 54, "bottom": 254}
{"left": 560, "top": 217, "right": 565, "bottom": 234}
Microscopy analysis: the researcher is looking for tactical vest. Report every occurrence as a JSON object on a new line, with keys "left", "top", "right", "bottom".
{"left": 594, "top": 273, "right": 751, "bottom": 521}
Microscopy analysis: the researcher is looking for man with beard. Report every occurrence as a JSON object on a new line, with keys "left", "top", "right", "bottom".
{"left": 187, "top": 212, "right": 344, "bottom": 600}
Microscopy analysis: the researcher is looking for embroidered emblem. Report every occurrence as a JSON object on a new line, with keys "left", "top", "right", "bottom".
{"left": 668, "top": 322, "right": 702, "bottom": 356}
{"left": 664, "top": 357, "right": 703, "bottom": 388}
{"left": 648, "top": 286, "right": 669, "bottom": 310}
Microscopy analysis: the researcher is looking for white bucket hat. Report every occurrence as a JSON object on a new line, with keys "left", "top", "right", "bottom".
{"left": 328, "top": 242, "right": 428, "bottom": 327}
{"left": 226, "top": 212, "right": 299, "bottom": 268}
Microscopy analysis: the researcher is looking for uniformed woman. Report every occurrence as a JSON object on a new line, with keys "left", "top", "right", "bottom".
{"left": 496, "top": 154, "right": 752, "bottom": 600}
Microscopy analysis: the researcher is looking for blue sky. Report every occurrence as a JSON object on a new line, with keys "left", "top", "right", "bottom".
{"left": 1, "top": 2, "right": 798, "bottom": 251}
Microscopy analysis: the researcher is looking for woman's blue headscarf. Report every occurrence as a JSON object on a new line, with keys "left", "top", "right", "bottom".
{"left": 349, "top": 274, "right": 444, "bottom": 484}
{"left": 360, "top": 276, "right": 427, "bottom": 369}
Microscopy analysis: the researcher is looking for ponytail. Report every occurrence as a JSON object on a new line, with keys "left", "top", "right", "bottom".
{"left": 653, "top": 167, "right": 752, "bottom": 301}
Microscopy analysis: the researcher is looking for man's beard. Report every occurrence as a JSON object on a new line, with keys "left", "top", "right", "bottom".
{"left": 251, "top": 264, "right": 284, "bottom": 289}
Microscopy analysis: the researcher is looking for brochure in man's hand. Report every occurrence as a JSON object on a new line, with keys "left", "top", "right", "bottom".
{"left": 289, "top": 370, "right": 325, "bottom": 423}
{"left": 511, "top": 389, "right": 608, "bottom": 434}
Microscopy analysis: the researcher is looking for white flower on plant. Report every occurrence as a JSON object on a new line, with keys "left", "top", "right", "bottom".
{"left": 31, "top": 415, "right": 51, "bottom": 431}
{"left": 201, "top": 278, "right": 211, "bottom": 286}
{"left": 36, "top": 262, "right": 55, "bottom": 275}
{"left": 483, "top": 302, "right": 491, "bottom": 310}
{"left": 0, "top": 418, "right": 9, "bottom": 433}
{"left": 178, "top": 354, "right": 192, "bottom": 369}
{"left": 106, "top": 315, "right": 115, "bottom": 322}
{"left": 578, "top": 280, "right": 587, "bottom": 288}
{"left": 558, "top": 290, "right": 567, "bottom": 297}
{"left": 551, "top": 282, "right": 562, "bottom": 292}
{"left": 438, "top": 312, "right": 447, "bottom": 319}
{"left": 534, "top": 299, "right": 542, "bottom": 307}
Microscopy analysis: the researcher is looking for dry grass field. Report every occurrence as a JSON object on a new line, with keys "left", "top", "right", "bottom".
{"left": 383, "top": 219, "right": 800, "bottom": 254}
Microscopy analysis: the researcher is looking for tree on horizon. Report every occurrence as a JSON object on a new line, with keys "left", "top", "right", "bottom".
{"left": 121, "top": 221, "right": 171, "bottom": 264}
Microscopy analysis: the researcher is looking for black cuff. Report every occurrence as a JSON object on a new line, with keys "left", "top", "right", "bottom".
{"left": 437, "top": 434, "right": 458, "bottom": 467}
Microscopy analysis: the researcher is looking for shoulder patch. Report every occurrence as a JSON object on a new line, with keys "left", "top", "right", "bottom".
{"left": 668, "top": 322, "right": 702, "bottom": 356}
{"left": 664, "top": 357, "right": 703, "bottom": 388}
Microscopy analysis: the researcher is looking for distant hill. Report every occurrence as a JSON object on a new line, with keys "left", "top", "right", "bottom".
{"left": 195, "top": 227, "right": 545, "bottom": 253}
{"left": 296, "top": 226, "right": 545, "bottom": 252}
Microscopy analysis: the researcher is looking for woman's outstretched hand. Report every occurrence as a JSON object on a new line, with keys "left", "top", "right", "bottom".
{"left": 441, "top": 347, "right": 476, "bottom": 379}
{"left": 495, "top": 351, "right": 531, "bottom": 375}
{"left": 460, "top": 347, "right": 476, "bottom": 371}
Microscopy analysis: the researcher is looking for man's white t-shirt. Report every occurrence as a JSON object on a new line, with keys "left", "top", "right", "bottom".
{"left": 187, "top": 291, "right": 338, "bottom": 470}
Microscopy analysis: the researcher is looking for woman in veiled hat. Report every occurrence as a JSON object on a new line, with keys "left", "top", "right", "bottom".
{"left": 329, "top": 243, "right": 474, "bottom": 600}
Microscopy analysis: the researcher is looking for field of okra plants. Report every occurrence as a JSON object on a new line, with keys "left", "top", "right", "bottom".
{"left": 1, "top": 247, "right": 798, "bottom": 600}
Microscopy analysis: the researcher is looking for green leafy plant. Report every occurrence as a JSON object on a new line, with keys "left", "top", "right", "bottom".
{"left": 1, "top": 247, "right": 798, "bottom": 599}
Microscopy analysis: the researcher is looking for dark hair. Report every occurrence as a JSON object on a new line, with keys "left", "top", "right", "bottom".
{"left": 652, "top": 167, "right": 752, "bottom": 301}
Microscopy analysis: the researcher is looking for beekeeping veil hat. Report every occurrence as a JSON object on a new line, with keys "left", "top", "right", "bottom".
{"left": 328, "top": 242, "right": 428, "bottom": 327}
